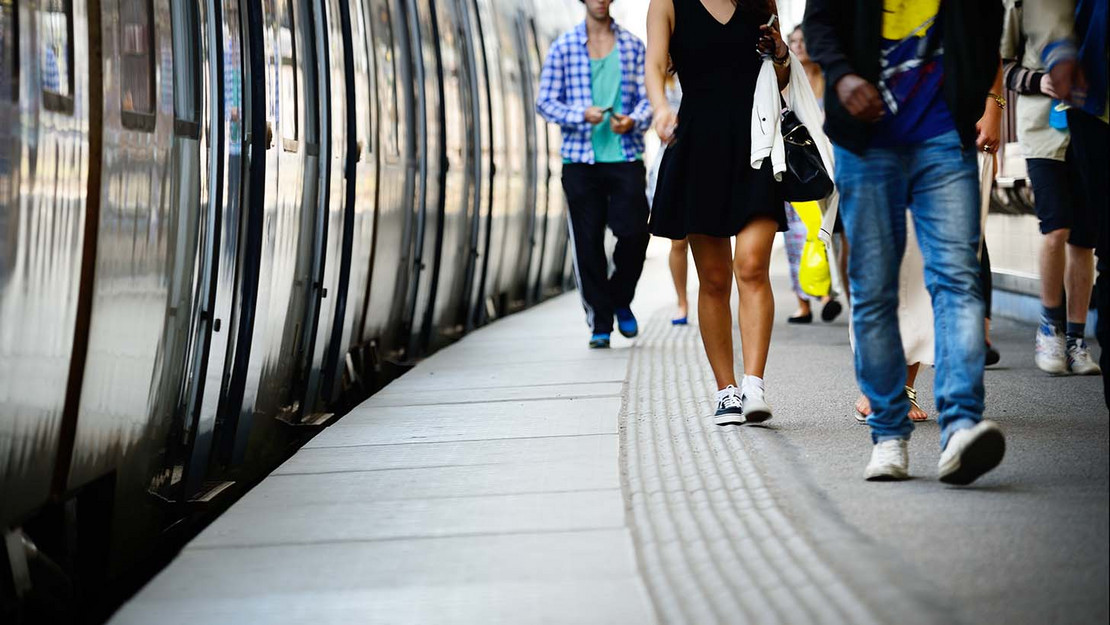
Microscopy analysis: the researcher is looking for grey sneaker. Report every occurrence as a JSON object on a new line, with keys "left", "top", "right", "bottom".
{"left": 1035, "top": 323, "right": 1067, "bottom": 374}
{"left": 1066, "top": 340, "right": 1102, "bottom": 376}
{"left": 938, "top": 420, "right": 1005, "bottom": 485}
{"left": 865, "top": 439, "right": 909, "bottom": 481}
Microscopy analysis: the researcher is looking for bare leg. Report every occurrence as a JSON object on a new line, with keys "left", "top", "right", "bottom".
{"left": 905, "top": 363, "right": 927, "bottom": 421}
{"left": 670, "top": 239, "right": 690, "bottom": 320}
{"left": 793, "top": 296, "right": 812, "bottom": 319}
{"left": 688, "top": 234, "right": 737, "bottom": 389}
{"left": 1041, "top": 229, "right": 1068, "bottom": 309}
{"left": 733, "top": 218, "right": 779, "bottom": 378}
{"left": 1065, "top": 243, "right": 1095, "bottom": 324}
{"left": 860, "top": 362, "right": 925, "bottom": 420}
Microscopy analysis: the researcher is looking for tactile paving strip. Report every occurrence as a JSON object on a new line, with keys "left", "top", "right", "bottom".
{"left": 620, "top": 312, "right": 882, "bottom": 625}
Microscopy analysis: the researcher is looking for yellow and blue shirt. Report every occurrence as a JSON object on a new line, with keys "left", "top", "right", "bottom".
{"left": 873, "top": 0, "right": 956, "bottom": 146}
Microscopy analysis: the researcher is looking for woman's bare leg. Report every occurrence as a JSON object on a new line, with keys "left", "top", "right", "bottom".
{"left": 733, "top": 218, "right": 779, "bottom": 378}
{"left": 688, "top": 234, "right": 737, "bottom": 389}
{"left": 670, "top": 239, "right": 690, "bottom": 320}
{"left": 905, "top": 362, "right": 928, "bottom": 421}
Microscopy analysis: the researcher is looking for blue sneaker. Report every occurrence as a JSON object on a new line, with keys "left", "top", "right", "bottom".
{"left": 615, "top": 308, "right": 638, "bottom": 338}
{"left": 589, "top": 333, "right": 611, "bottom": 349}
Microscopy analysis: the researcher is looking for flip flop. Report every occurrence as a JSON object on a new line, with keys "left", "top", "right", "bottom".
{"left": 671, "top": 317, "right": 688, "bottom": 326}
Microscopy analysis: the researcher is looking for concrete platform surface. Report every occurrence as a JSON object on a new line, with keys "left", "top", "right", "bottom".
{"left": 109, "top": 241, "right": 1109, "bottom": 625}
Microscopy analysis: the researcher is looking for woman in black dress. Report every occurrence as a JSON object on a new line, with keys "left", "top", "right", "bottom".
{"left": 646, "top": 0, "right": 790, "bottom": 424}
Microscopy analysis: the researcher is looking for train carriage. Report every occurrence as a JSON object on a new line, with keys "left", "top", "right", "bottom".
{"left": 0, "top": 0, "right": 577, "bottom": 620}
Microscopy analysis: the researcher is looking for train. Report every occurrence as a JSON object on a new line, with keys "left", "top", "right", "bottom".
{"left": 0, "top": 0, "right": 584, "bottom": 620}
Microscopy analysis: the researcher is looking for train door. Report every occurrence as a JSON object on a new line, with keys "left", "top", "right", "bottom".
{"left": 360, "top": 0, "right": 417, "bottom": 364}
{"left": 231, "top": 0, "right": 320, "bottom": 460}
{"left": 532, "top": 14, "right": 567, "bottom": 298}
{"left": 170, "top": 0, "right": 247, "bottom": 498}
{"left": 423, "top": 0, "right": 478, "bottom": 350}
{"left": 471, "top": 0, "right": 507, "bottom": 323}
{"left": 402, "top": 0, "right": 442, "bottom": 357}
{"left": 67, "top": 0, "right": 177, "bottom": 491}
{"left": 299, "top": 0, "right": 349, "bottom": 419}
{"left": 518, "top": 12, "right": 546, "bottom": 304}
{"left": 457, "top": 0, "right": 492, "bottom": 330}
{"left": 490, "top": 0, "right": 533, "bottom": 312}
{"left": 341, "top": 0, "right": 379, "bottom": 395}
{"left": 457, "top": 0, "right": 491, "bottom": 329}
{"left": 0, "top": 0, "right": 93, "bottom": 527}
{"left": 153, "top": 0, "right": 217, "bottom": 501}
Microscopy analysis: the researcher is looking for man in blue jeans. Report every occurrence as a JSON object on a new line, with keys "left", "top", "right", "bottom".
{"left": 805, "top": 1, "right": 1007, "bottom": 483}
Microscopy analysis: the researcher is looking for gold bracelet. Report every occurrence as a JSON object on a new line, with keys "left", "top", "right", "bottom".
{"left": 987, "top": 92, "right": 1007, "bottom": 110}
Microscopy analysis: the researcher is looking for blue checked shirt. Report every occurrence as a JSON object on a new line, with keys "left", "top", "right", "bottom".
{"left": 537, "top": 20, "right": 653, "bottom": 164}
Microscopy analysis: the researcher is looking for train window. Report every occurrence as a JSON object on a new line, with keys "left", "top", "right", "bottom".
{"left": 372, "top": 0, "right": 399, "bottom": 156}
{"left": 351, "top": 0, "right": 373, "bottom": 151}
{"left": 1, "top": 0, "right": 15, "bottom": 102}
{"left": 120, "top": 0, "right": 156, "bottom": 130}
{"left": 40, "top": 0, "right": 73, "bottom": 113}
{"left": 296, "top": 0, "right": 317, "bottom": 149}
{"left": 170, "top": 0, "right": 200, "bottom": 136}
{"left": 279, "top": 0, "right": 299, "bottom": 147}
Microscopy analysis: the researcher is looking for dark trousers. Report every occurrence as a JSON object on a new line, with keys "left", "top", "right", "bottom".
{"left": 562, "top": 161, "right": 650, "bottom": 334}
{"left": 1067, "top": 109, "right": 1108, "bottom": 407}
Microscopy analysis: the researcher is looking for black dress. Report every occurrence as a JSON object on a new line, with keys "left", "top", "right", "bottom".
{"left": 650, "top": 0, "right": 786, "bottom": 239}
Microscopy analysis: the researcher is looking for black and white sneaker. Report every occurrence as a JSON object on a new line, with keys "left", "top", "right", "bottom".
{"left": 714, "top": 386, "right": 745, "bottom": 426}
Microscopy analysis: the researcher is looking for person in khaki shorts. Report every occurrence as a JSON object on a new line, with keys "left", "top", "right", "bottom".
{"left": 1001, "top": 0, "right": 1100, "bottom": 376}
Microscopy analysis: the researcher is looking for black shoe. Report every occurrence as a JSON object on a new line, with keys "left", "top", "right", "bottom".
{"left": 821, "top": 300, "right": 843, "bottom": 322}
{"left": 787, "top": 313, "right": 813, "bottom": 324}
{"left": 985, "top": 342, "right": 1001, "bottom": 367}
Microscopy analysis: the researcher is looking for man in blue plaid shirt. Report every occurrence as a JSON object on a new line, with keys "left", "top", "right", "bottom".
{"left": 538, "top": 0, "right": 653, "bottom": 349}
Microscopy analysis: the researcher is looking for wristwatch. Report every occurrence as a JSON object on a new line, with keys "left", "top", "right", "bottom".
{"left": 987, "top": 92, "right": 1007, "bottom": 110}
{"left": 772, "top": 51, "right": 790, "bottom": 67}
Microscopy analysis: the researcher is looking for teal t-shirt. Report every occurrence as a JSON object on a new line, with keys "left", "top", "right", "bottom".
{"left": 590, "top": 47, "right": 625, "bottom": 163}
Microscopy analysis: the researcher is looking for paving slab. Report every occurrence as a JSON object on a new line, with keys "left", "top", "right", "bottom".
{"left": 112, "top": 530, "right": 652, "bottom": 624}
{"left": 305, "top": 397, "right": 621, "bottom": 447}
{"left": 275, "top": 433, "right": 619, "bottom": 474}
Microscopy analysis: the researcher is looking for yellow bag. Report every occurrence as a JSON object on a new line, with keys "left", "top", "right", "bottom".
{"left": 793, "top": 202, "right": 831, "bottom": 298}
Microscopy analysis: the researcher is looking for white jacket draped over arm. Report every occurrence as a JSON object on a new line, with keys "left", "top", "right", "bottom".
{"left": 751, "top": 53, "right": 839, "bottom": 248}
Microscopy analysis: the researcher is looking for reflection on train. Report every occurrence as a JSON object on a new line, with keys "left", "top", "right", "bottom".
{"left": 0, "top": 0, "right": 581, "bottom": 620}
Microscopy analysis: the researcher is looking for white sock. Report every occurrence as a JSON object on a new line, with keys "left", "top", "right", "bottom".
{"left": 742, "top": 375, "right": 765, "bottom": 393}
{"left": 716, "top": 385, "right": 738, "bottom": 401}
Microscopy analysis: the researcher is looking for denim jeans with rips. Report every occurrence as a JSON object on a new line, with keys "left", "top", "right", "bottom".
{"left": 835, "top": 130, "right": 986, "bottom": 449}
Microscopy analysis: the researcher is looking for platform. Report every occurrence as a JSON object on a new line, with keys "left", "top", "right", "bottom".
{"left": 109, "top": 242, "right": 1109, "bottom": 625}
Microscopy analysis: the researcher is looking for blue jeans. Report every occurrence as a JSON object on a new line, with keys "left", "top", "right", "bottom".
{"left": 835, "top": 131, "right": 985, "bottom": 449}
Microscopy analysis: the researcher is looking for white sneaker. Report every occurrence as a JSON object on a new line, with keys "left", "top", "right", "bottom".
{"left": 740, "top": 384, "right": 773, "bottom": 424}
{"left": 864, "top": 439, "right": 909, "bottom": 481}
{"left": 938, "top": 420, "right": 1006, "bottom": 485}
{"left": 1067, "top": 339, "right": 1102, "bottom": 376}
{"left": 1035, "top": 324, "right": 1067, "bottom": 374}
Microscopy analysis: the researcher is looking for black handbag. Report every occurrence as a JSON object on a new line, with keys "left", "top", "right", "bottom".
{"left": 780, "top": 107, "right": 834, "bottom": 202}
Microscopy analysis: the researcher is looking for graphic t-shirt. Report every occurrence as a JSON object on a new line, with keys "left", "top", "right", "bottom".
{"left": 872, "top": 0, "right": 956, "bottom": 146}
{"left": 590, "top": 46, "right": 626, "bottom": 163}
